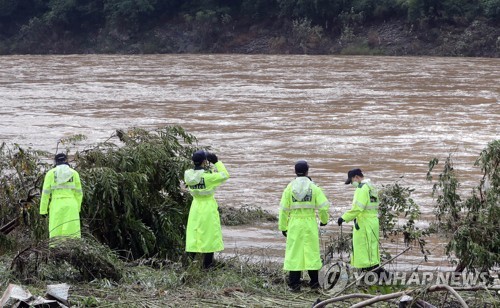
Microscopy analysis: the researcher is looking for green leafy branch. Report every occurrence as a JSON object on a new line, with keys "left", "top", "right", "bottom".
{"left": 379, "top": 182, "right": 430, "bottom": 261}
{"left": 427, "top": 140, "right": 500, "bottom": 272}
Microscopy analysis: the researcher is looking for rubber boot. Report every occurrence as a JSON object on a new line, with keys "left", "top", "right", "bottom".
{"left": 288, "top": 271, "right": 301, "bottom": 292}
{"left": 308, "top": 270, "right": 319, "bottom": 289}
{"left": 203, "top": 252, "right": 214, "bottom": 269}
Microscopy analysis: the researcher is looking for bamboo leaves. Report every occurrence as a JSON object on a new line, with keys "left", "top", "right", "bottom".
{"left": 0, "top": 144, "right": 50, "bottom": 239}
{"left": 76, "top": 126, "right": 196, "bottom": 260}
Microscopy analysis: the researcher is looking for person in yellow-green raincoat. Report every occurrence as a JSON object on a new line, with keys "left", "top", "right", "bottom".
{"left": 40, "top": 153, "right": 83, "bottom": 240}
{"left": 279, "top": 160, "right": 330, "bottom": 292}
{"left": 337, "top": 168, "right": 383, "bottom": 273}
{"left": 184, "top": 150, "right": 229, "bottom": 269}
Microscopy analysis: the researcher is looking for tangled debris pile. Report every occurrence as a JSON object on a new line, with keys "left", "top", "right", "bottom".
{"left": 1, "top": 283, "right": 70, "bottom": 307}
{"left": 10, "top": 237, "right": 123, "bottom": 283}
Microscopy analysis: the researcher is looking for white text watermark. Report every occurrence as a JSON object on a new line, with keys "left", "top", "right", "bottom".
{"left": 353, "top": 271, "right": 492, "bottom": 286}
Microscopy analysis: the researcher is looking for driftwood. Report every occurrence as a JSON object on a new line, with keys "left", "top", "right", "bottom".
{"left": 313, "top": 293, "right": 375, "bottom": 305}
{"left": 1, "top": 190, "right": 39, "bottom": 235}
{"left": 349, "top": 284, "right": 468, "bottom": 308}
{"left": 0, "top": 217, "right": 19, "bottom": 235}
{"left": 313, "top": 284, "right": 500, "bottom": 308}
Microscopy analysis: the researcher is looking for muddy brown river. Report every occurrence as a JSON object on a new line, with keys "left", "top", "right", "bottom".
{"left": 1, "top": 55, "right": 498, "bottom": 270}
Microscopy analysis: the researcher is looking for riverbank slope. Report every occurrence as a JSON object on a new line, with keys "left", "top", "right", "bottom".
{"left": 2, "top": 16, "right": 499, "bottom": 57}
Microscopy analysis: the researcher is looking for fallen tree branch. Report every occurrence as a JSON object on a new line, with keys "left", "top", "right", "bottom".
{"left": 313, "top": 293, "right": 375, "bottom": 306}
{"left": 348, "top": 284, "right": 468, "bottom": 308}
{"left": 350, "top": 291, "right": 406, "bottom": 308}
{"left": 452, "top": 286, "right": 500, "bottom": 291}
{"left": 0, "top": 216, "right": 19, "bottom": 235}
{"left": 314, "top": 282, "right": 486, "bottom": 308}
{"left": 426, "top": 284, "right": 468, "bottom": 308}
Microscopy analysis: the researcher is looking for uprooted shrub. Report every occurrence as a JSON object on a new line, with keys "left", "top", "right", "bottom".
{"left": 74, "top": 126, "right": 198, "bottom": 260}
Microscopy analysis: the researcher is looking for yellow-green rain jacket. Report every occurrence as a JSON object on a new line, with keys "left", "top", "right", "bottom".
{"left": 279, "top": 177, "right": 330, "bottom": 271}
{"left": 341, "top": 179, "right": 380, "bottom": 269}
{"left": 40, "top": 165, "right": 83, "bottom": 238}
{"left": 184, "top": 161, "right": 229, "bottom": 253}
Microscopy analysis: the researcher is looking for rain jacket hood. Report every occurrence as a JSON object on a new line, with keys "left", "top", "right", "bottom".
{"left": 291, "top": 177, "right": 311, "bottom": 201}
{"left": 184, "top": 169, "right": 205, "bottom": 186}
{"left": 55, "top": 165, "right": 74, "bottom": 184}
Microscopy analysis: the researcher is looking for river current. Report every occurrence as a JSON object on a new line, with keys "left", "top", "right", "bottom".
{"left": 1, "top": 54, "right": 498, "bottom": 270}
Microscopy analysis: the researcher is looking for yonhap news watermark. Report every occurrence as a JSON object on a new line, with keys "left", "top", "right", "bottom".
{"left": 354, "top": 271, "right": 494, "bottom": 286}
{"left": 320, "top": 265, "right": 498, "bottom": 291}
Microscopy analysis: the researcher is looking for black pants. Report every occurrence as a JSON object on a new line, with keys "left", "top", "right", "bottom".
{"left": 289, "top": 270, "right": 319, "bottom": 289}
{"left": 203, "top": 252, "right": 214, "bottom": 269}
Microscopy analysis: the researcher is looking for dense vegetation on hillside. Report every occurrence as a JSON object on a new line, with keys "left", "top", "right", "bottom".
{"left": 0, "top": 0, "right": 499, "bottom": 55}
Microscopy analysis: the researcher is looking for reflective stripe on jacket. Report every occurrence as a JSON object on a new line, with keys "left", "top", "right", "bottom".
{"left": 278, "top": 177, "right": 330, "bottom": 271}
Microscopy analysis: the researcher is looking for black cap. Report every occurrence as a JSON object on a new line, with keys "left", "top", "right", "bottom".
{"left": 345, "top": 168, "right": 363, "bottom": 184}
{"left": 295, "top": 160, "right": 309, "bottom": 176}
{"left": 192, "top": 150, "right": 206, "bottom": 165}
{"left": 54, "top": 153, "right": 67, "bottom": 165}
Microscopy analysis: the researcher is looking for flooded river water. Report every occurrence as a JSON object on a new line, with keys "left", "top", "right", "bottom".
{"left": 1, "top": 55, "right": 499, "bottom": 270}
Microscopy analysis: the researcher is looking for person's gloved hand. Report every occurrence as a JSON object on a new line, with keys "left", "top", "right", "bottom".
{"left": 320, "top": 222, "right": 327, "bottom": 226}
{"left": 282, "top": 231, "right": 287, "bottom": 237}
{"left": 206, "top": 152, "right": 218, "bottom": 164}
{"left": 337, "top": 217, "right": 344, "bottom": 226}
